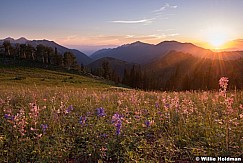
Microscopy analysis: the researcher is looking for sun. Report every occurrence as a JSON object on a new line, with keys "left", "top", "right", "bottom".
{"left": 202, "top": 25, "right": 231, "bottom": 50}
{"left": 207, "top": 31, "right": 228, "bottom": 49}
{"left": 208, "top": 33, "right": 227, "bottom": 49}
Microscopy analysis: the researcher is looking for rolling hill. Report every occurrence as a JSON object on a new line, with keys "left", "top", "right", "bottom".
{"left": 0, "top": 58, "right": 112, "bottom": 88}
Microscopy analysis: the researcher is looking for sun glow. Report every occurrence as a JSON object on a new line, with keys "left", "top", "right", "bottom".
{"left": 208, "top": 33, "right": 227, "bottom": 49}
{"left": 202, "top": 25, "right": 232, "bottom": 50}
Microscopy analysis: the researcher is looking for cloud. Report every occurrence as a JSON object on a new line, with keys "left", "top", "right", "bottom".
{"left": 126, "top": 34, "right": 165, "bottom": 40}
{"left": 58, "top": 35, "right": 82, "bottom": 44}
{"left": 153, "top": 3, "right": 178, "bottom": 12}
{"left": 125, "top": 35, "right": 135, "bottom": 38}
{"left": 63, "top": 35, "right": 79, "bottom": 41}
{"left": 88, "top": 34, "right": 166, "bottom": 45}
{"left": 168, "top": 33, "right": 179, "bottom": 37}
{"left": 57, "top": 32, "right": 180, "bottom": 47}
{"left": 111, "top": 18, "right": 154, "bottom": 24}
{"left": 157, "top": 29, "right": 176, "bottom": 32}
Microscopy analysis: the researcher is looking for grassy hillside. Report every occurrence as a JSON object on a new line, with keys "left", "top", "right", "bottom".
{"left": 0, "top": 60, "right": 114, "bottom": 89}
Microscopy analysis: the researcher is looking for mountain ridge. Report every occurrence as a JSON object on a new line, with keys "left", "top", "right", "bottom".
{"left": 0, "top": 37, "right": 92, "bottom": 65}
{"left": 90, "top": 40, "right": 213, "bottom": 64}
{"left": 90, "top": 40, "right": 243, "bottom": 64}
{"left": 2, "top": 37, "right": 243, "bottom": 65}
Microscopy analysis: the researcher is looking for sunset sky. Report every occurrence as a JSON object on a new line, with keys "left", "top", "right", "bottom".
{"left": 1, "top": 0, "right": 243, "bottom": 53}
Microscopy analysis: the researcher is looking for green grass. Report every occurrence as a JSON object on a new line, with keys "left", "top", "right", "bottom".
{"left": 0, "top": 66, "right": 243, "bottom": 162}
{"left": 0, "top": 65, "right": 113, "bottom": 89}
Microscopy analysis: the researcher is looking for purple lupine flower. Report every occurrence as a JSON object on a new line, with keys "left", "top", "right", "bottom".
{"left": 145, "top": 120, "right": 150, "bottom": 128}
{"left": 40, "top": 124, "right": 48, "bottom": 133}
{"left": 112, "top": 113, "right": 122, "bottom": 123}
{"left": 96, "top": 107, "right": 106, "bottom": 117}
{"left": 79, "top": 116, "right": 86, "bottom": 125}
{"left": 66, "top": 105, "right": 74, "bottom": 113}
{"left": 112, "top": 113, "right": 122, "bottom": 135}
{"left": 4, "top": 114, "right": 14, "bottom": 120}
{"left": 165, "top": 103, "right": 170, "bottom": 108}
{"left": 100, "top": 134, "right": 108, "bottom": 138}
{"left": 134, "top": 115, "right": 140, "bottom": 119}
{"left": 116, "top": 119, "right": 122, "bottom": 135}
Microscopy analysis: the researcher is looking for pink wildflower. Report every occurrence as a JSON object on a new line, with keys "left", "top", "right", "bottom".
{"left": 239, "top": 104, "right": 243, "bottom": 110}
{"left": 219, "top": 77, "right": 229, "bottom": 89}
{"left": 219, "top": 77, "right": 229, "bottom": 97}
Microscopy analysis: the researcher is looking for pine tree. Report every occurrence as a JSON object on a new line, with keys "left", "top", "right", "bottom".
{"left": 102, "top": 61, "right": 110, "bottom": 79}
{"left": 3, "top": 40, "right": 12, "bottom": 56}
{"left": 36, "top": 44, "right": 45, "bottom": 63}
{"left": 122, "top": 68, "right": 130, "bottom": 85}
{"left": 63, "top": 52, "right": 76, "bottom": 70}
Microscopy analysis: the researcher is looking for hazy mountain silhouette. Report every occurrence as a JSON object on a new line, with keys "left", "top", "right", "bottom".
{"left": 90, "top": 40, "right": 214, "bottom": 64}
{"left": 91, "top": 41, "right": 155, "bottom": 64}
{"left": 91, "top": 40, "right": 243, "bottom": 64}
{"left": 0, "top": 37, "right": 92, "bottom": 65}
{"left": 1, "top": 37, "right": 28, "bottom": 44}
{"left": 155, "top": 41, "right": 212, "bottom": 58}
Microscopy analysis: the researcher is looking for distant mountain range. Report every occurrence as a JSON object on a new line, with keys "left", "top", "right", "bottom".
{"left": 90, "top": 40, "right": 243, "bottom": 64}
{"left": 1, "top": 37, "right": 243, "bottom": 66}
{"left": 0, "top": 37, "right": 92, "bottom": 65}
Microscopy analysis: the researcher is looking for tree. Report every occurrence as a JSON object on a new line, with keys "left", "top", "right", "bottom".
{"left": 3, "top": 40, "right": 12, "bottom": 56}
{"left": 63, "top": 52, "right": 76, "bottom": 70}
{"left": 182, "top": 74, "right": 190, "bottom": 90}
{"left": 54, "top": 47, "right": 58, "bottom": 55}
{"left": 122, "top": 68, "right": 130, "bottom": 85}
{"left": 80, "top": 63, "right": 85, "bottom": 72}
{"left": 129, "top": 65, "right": 136, "bottom": 87}
{"left": 54, "top": 54, "right": 63, "bottom": 67}
{"left": 135, "top": 65, "right": 142, "bottom": 88}
{"left": 14, "top": 43, "right": 21, "bottom": 60}
{"left": 26, "top": 44, "right": 36, "bottom": 60}
{"left": 111, "top": 69, "right": 120, "bottom": 85}
{"left": 36, "top": 44, "right": 45, "bottom": 63}
{"left": 45, "top": 46, "right": 54, "bottom": 64}
{"left": 20, "top": 44, "right": 27, "bottom": 59}
{"left": 102, "top": 61, "right": 111, "bottom": 79}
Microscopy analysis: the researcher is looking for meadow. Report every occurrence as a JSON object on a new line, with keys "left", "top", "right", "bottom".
{"left": 0, "top": 67, "right": 243, "bottom": 162}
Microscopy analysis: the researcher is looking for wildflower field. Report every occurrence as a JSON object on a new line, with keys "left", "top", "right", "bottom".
{"left": 0, "top": 68, "right": 243, "bottom": 162}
